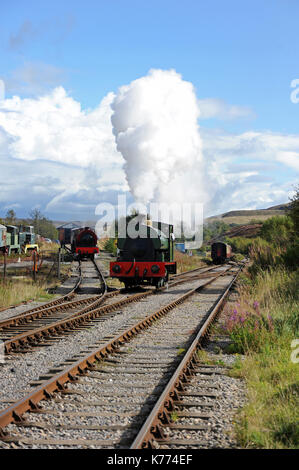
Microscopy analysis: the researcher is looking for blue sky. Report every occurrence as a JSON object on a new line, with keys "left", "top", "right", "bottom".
{"left": 0, "top": 0, "right": 298, "bottom": 221}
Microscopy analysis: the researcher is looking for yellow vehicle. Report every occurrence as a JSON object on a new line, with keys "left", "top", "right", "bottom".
{"left": 18, "top": 225, "right": 39, "bottom": 254}
{"left": 24, "top": 244, "right": 39, "bottom": 254}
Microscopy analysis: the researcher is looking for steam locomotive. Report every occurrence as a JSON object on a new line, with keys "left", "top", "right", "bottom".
{"left": 71, "top": 227, "right": 99, "bottom": 259}
{"left": 58, "top": 226, "right": 99, "bottom": 259}
{"left": 110, "top": 222, "right": 176, "bottom": 288}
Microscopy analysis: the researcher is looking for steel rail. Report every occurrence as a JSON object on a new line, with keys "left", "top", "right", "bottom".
{"left": 1, "top": 291, "right": 152, "bottom": 354}
{"left": 170, "top": 264, "right": 219, "bottom": 279}
{"left": 0, "top": 266, "right": 235, "bottom": 437}
{"left": 130, "top": 267, "right": 242, "bottom": 449}
{"left": 0, "top": 258, "right": 108, "bottom": 333}
{"left": 91, "top": 258, "right": 107, "bottom": 296}
{"left": 0, "top": 262, "right": 213, "bottom": 329}
{"left": 2, "top": 265, "right": 231, "bottom": 354}
{"left": 0, "top": 295, "right": 102, "bottom": 331}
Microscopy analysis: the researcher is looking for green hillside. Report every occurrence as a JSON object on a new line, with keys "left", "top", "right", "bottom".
{"left": 205, "top": 203, "right": 290, "bottom": 226}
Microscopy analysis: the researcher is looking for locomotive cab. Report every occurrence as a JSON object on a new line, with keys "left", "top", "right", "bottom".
{"left": 110, "top": 222, "right": 176, "bottom": 288}
{"left": 71, "top": 227, "right": 99, "bottom": 259}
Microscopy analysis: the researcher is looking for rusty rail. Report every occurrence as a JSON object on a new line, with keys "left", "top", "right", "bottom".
{"left": 1, "top": 265, "right": 229, "bottom": 354}
{"left": 0, "top": 266, "right": 235, "bottom": 437}
{"left": 0, "top": 257, "right": 108, "bottom": 334}
{"left": 130, "top": 267, "right": 242, "bottom": 448}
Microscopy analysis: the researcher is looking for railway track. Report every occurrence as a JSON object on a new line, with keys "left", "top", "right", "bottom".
{"left": 0, "top": 258, "right": 108, "bottom": 348}
{"left": 0, "top": 263, "right": 241, "bottom": 448}
{"left": 0, "top": 260, "right": 208, "bottom": 327}
{"left": 131, "top": 269, "right": 241, "bottom": 449}
{"left": 0, "top": 263, "right": 227, "bottom": 356}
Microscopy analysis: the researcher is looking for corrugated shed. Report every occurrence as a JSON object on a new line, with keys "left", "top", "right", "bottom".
{"left": 57, "top": 222, "right": 81, "bottom": 229}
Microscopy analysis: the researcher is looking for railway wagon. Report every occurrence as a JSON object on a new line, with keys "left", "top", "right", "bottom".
{"left": 0, "top": 224, "right": 37, "bottom": 254}
{"left": 110, "top": 222, "right": 177, "bottom": 289}
{"left": 211, "top": 242, "right": 232, "bottom": 264}
{"left": 6, "top": 225, "right": 21, "bottom": 254}
{"left": 58, "top": 223, "right": 81, "bottom": 246}
{"left": 71, "top": 227, "right": 99, "bottom": 259}
{"left": 0, "top": 224, "right": 7, "bottom": 253}
{"left": 18, "top": 225, "right": 38, "bottom": 253}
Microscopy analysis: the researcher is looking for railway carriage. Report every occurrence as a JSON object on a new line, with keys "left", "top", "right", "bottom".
{"left": 58, "top": 222, "right": 81, "bottom": 246}
{"left": 211, "top": 242, "right": 232, "bottom": 264}
{"left": 58, "top": 224, "right": 99, "bottom": 258}
{"left": 0, "top": 224, "right": 7, "bottom": 253}
{"left": 110, "top": 222, "right": 177, "bottom": 288}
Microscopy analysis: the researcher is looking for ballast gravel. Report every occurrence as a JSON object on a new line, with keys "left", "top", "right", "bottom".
{"left": 0, "top": 269, "right": 247, "bottom": 449}
{"left": 0, "top": 275, "right": 211, "bottom": 405}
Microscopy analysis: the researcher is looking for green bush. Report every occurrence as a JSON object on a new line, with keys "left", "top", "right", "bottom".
{"left": 280, "top": 241, "right": 299, "bottom": 270}
{"left": 234, "top": 253, "right": 245, "bottom": 262}
{"left": 227, "top": 267, "right": 299, "bottom": 448}
{"left": 104, "top": 238, "right": 117, "bottom": 255}
{"left": 226, "top": 236, "right": 256, "bottom": 255}
{"left": 248, "top": 238, "right": 282, "bottom": 275}
{"left": 225, "top": 195, "right": 299, "bottom": 449}
{"left": 260, "top": 215, "right": 294, "bottom": 246}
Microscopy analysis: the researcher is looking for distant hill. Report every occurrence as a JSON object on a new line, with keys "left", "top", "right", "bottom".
{"left": 53, "top": 204, "right": 291, "bottom": 234}
{"left": 265, "top": 203, "right": 291, "bottom": 211}
{"left": 222, "top": 223, "right": 262, "bottom": 239}
{"left": 205, "top": 202, "right": 290, "bottom": 225}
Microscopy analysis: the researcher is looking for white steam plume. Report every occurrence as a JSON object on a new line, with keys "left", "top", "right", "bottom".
{"left": 111, "top": 69, "right": 205, "bottom": 206}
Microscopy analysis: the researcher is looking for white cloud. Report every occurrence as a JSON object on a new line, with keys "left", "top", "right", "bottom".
{"left": 0, "top": 87, "right": 128, "bottom": 217}
{"left": 5, "top": 62, "right": 66, "bottom": 96}
{"left": 0, "top": 74, "right": 297, "bottom": 220}
{"left": 200, "top": 128, "right": 297, "bottom": 215}
{"left": 198, "top": 98, "right": 255, "bottom": 120}
{"left": 276, "top": 151, "right": 299, "bottom": 171}
{"left": 3, "top": 203, "right": 21, "bottom": 210}
{"left": 0, "top": 87, "right": 124, "bottom": 169}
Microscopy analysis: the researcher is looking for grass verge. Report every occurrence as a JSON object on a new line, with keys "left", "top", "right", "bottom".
{"left": 174, "top": 251, "right": 208, "bottom": 273}
{"left": 223, "top": 267, "right": 299, "bottom": 448}
{"left": 0, "top": 263, "right": 71, "bottom": 309}
{"left": 0, "top": 278, "right": 55, "bottom": 309}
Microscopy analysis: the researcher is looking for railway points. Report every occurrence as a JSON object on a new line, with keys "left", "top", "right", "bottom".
{"left": 0, "top": 260, "right": 244, "bottom": 449}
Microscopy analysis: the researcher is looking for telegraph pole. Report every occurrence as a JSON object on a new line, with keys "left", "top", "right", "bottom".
{"left": 33, "top": 250, "right": 37, "bottom": 282}
{"left": 57, "top": 248, "right": 61, "bottom": 280}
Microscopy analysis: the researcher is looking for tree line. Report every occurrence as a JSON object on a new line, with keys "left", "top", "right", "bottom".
{"left": 0, "top": 209, "right": 58, "bottom": 240}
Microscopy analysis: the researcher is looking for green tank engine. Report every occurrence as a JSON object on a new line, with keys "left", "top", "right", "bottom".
{"left": 110, "top": 221, "right": 176, "bottom": 288}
